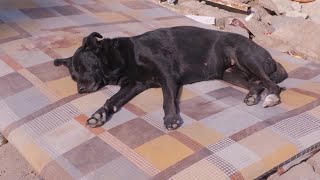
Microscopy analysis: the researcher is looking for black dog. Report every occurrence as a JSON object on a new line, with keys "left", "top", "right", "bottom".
{"left": 54, "top": 26, "right": 288, "bottom": 130}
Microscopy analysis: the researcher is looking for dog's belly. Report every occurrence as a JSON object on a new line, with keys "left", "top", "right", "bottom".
{"left": 180, "top": 64, "right": 223, "bottom": 84}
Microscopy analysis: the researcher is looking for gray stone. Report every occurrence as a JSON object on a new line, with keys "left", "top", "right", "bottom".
{"left": 286, "top": 11, "right": 309, "bottom": 19}
{"left": 276, "top": 162, "right": 320, "bottom": 180}
{"left": 292, "top": 2, "right": 302, "bottom": 12}
{"left": 271, "top": 20, "right": 320, "bottom": 59}
{"left": 0, "top": 132, "right": 8, "bottom": 146}
{"left": 302, "top": 0, "right": 320, "bottom": 25}
{"left": 264, "top": 15, "right": 305, "bottom": 30}
{"left": 244, "top": 17, "right": 274, "bottom": 36}
{"left": 267, "top": 172, "right": 280, "bottom": 180}
{"left": 271, "top": 0, "right": 294, "bottom": 14}
{"left": 258, "top": 0, "right": 280, "bottom": 14}
{"left": 167, "top": 0, "right": 176, "bottom": 4}
{"left": 307, "top": 151, "right": 320, "bottom": 174}
{"left": 224, "top": 24, "right": 249, "bottom": 38}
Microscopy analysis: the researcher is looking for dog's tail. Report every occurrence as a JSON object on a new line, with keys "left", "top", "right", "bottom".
{"left": 270, "top": 62, "right": 288, "bottom": 84}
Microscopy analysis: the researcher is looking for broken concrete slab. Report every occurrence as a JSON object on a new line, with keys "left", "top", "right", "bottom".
{"left": 291, "top": 2, "right": 302, "bottom": 12}
{"left": 160, "top": 0, "right": 177, "bottom": 4}
{"left": 285, "top": 11, "right": 308, "bottom": 19}
{"left": 243, "top": 17, "right": 274, "bottom": 36}
{"left": 0, "top": 133, "right": 8, "bottom": 146}
{"left": 263, "top": 15, "right": 305, "bottom": 30}
{"left": 206, "top": 0, "right": 251, "bottom": 11}
{"left": 257, "top": 0, "right": 280, "bottom": 15}
{"left": 270, "top": 20, "right": 320, "bottom": 59}
{"left": 307, "top": 152, "right": 320, "bottom": 174}
{"left": 293, "top": 0, "right": 315, "bottom": 2}
{"left": 270, "top": 0, "right": 293, "bottom": 14}
{"left": 185, "top": 15, "right": 216, "bottom": 25}
{"left": 268, "top": 162, "right": 320, "bottom": 180}
{"left": 302, "top": 0, "right": 320, "bottom": 25}
{"left": 224, "top": 24, "right": 249, "bottom": 37}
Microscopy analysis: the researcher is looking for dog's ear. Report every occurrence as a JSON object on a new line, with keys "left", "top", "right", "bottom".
{"left": 82, "top": 32, "right": 103, "bottom": 53}
{"left": 54, "top": 57, "right": 72, "bottom": 67}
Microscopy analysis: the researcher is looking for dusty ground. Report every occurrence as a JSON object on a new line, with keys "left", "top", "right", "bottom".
{"left": 0, "top": 143, "right": 41, "bottom": 180}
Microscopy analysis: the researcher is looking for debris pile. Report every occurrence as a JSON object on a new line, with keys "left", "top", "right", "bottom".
{"left": 158, "top": 0, "right": 320, "bottom": 61}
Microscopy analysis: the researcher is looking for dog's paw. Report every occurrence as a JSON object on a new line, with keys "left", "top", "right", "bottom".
{"left": 262, "top": 94, "right": 280, "bottom": 108}
{"left": 86, "top": 107, "right": 109, "bottom": 128}
{"left": 244, "top": 94, "right": 260, "bottom": 106}
{"left": 164, "top": 115, "right": 183, "bottom": 130}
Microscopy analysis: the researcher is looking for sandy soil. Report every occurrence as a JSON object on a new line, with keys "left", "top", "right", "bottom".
{"left": 0, "top": 143, "right": 41, "bottom": 180}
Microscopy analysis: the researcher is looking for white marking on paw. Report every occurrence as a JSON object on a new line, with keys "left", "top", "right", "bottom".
{"left": 88, "top": 118, "right": 97, "bottom": 124}
{"left": 93, "top": 113, "right": 101, "bottom": 119}
{"left": 262, "top": 94, "right": 280, "bottom": 108}
{"left": 113, "top": 106, "right": 117, "bottom": 112}
{"left": 102, "top": 112, "right": 107, "bottom": 122}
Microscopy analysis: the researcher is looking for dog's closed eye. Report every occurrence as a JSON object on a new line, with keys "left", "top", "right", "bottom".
{"left": 71, "top": 75, "right": 77, "bottom": 81}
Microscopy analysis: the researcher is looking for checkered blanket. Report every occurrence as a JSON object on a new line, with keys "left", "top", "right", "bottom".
{"left": 1, "top": 0, "right": 320, "bottom": 179}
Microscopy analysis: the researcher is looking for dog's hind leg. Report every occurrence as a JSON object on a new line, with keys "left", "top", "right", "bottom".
{"left": 243, "top": 59, "right": 282, "bottom": 108}
{"left": 223, "top": 68, "right": 264, "bottom": 106}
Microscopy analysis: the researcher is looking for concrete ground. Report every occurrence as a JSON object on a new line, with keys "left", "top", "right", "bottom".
{"left": 268, "top": 151, "right": 320, "bottom": 180}
{"left": 0, "top": 143, "right": 41, "bottom": 180}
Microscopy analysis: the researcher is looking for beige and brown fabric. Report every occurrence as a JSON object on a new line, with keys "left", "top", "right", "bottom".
{"left": 1, "top": 0, "right": 320, "bottom": 179}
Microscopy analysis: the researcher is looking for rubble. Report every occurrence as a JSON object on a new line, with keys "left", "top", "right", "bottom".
{"left": 270, "top": 0, "right": 293, "bottom": 14}
{"left": 257, "top": 0, "right": 279, "bottom": 14}
{"left": 285, "top": 11, "right": 308, "bottom": 19}
{"left": 267, "top": 162, "right": 320, "bottom": 180}
{"left": 206, "top": 0, "right": 251, "bottom": 11}
{"left": 307, "top": 151, "right": 320, "bottom": 174}
{"left": 160, "top": 0, "right": 177, "bottom": 4}
{"left": 291, "top": 2, "right": 301, "bottom": 12}
{"left": 225, "top": 23, "right": 250, "bottom": 37}
{"left": 301, "top": 0, "right": 320, "bottom": 24}
{"left": 185, "top": 15, "right": 216, "bottom": 25}
{"left": 156, "top": 0, "right": 320, "bottom": 60}
{"left": 0, "top": 133, "right": 8, "bottom": 146}
{"left": 271, "top": 20, "right": 320, "bottom": 59}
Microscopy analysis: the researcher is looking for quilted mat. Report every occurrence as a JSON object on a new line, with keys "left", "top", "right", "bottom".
{"left": 1, "top": 0, "right": 320, "bottom": 179}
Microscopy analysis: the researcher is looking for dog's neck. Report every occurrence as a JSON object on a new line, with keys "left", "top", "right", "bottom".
{"left": 99, "top": 38, "right": 128, "bottom": 86}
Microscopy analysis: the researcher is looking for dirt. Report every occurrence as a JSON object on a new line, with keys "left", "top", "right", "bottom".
{"left": 0, "top": 143, "right": 42, "bottom": 180}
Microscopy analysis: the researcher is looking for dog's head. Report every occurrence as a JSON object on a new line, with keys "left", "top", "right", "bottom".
{"left": 54, "top": 32, "right": 118, "bottom": 94}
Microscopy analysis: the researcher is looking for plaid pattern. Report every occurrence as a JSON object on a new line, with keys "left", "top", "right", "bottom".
{"left": 1, "top": 0, "right": 320, "bottom": 179}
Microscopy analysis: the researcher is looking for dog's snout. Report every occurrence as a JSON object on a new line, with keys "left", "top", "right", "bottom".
{"left": 78, "top": 86, "right": 85, "bottom": 93}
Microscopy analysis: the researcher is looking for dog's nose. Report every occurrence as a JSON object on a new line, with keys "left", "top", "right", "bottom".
{"left": 78, "top": 86, "right": 85, "bottom": 93}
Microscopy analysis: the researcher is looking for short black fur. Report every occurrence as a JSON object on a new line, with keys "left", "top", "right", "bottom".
{"left": 54, "top": 26, "right": 288, "bottom": 130}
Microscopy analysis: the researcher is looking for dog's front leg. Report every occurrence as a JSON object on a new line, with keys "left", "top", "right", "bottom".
{"left": 86, "top": 82, "right": 147, "bottom": 128}
{"left": 162, "top": 79, "right": 183, "bottom": 130}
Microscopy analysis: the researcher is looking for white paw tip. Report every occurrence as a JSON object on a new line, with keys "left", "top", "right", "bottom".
{"left": 93, "top": 113, "right": 101, "bottom": 119}
{"left": 102, "top": 112, "right": 107, "bottom": 121}
{"left": 113, "top": 106, "right": 117, "bottom": 112}
{"left": 88, "top": 118, "right": 97, "bottom": 124}
{"left": 262, "top": 94, "right": 280, "bottom": 108}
